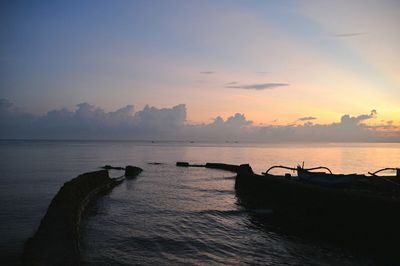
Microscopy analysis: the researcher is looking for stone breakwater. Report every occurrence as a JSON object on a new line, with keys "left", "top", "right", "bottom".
{"left": 176, "top": 161, "right": 241, "bottom": 173}
{"left": 23, "top": 166, "right": 142, "bottom": 266}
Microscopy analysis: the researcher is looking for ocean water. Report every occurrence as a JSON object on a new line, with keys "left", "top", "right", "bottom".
{"left": 0, "top": 140, "right": 399, "bottom": 265}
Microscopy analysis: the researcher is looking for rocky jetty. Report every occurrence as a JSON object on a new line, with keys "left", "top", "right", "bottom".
{"left": 176, "top": 162, "right": 205, "bottom": 167}
{"left": 22, "top": 168, "right": 141, "bottom": 265}
{"left": 205, "top": 163, "right": 240, "bottom": 172}
{"left": 148, "top": 162, "right": 164, "bottom": 165}
{"left": 176, "top": 162, "right": 241, "bottom": 172}
{"left": 176, "top": 161, "right": 190, "bottom": 167}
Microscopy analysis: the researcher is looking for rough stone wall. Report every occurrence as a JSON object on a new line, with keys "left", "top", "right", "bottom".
{"left": 22, "top": 170, "right": 117, "bottom": 266}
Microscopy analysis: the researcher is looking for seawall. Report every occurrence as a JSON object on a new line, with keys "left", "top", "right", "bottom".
{"left": 22, "top": 169, "right": 139, "bottom": 265}
{"left": 205, "top": 163, "right": 240, "bottom": 173}
{"left": 176, "top": 162, "right": 241, "bottom": 172}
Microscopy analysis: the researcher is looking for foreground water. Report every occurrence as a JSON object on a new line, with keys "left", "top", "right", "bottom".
{"left": 0, "top": 140, "right": 399, "bottom": 265}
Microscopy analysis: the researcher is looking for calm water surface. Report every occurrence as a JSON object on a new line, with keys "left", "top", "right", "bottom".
{"left": 0, "top": 140, "right": 399, "bottom": 265}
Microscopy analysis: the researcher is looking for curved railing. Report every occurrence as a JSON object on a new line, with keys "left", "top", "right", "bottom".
{"left": 263, "top": 165, "right": 332, "bottom": 175}
{"left": 368, "top": 167, "right": 398, "bottom": 176}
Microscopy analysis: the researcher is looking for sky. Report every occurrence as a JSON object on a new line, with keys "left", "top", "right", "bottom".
{"left": 0, "top": 0, "right": 399, "bottom": 141}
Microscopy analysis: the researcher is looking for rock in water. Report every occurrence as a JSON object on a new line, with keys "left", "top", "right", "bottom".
{"left": 100, "top": 165, "right": 125, "bottom": 170}
{"left": 125, "top": 165, "right": 143, "bottom": 178}
{"left": 176, "top": 162, "right": 189, "bottom": 167}
{"left": 205, "top": 163, "right": 241, "bottom": 173}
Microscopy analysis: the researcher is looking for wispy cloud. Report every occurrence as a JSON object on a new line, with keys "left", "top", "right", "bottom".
{"left": 226, "top": 82, "right": 289, "bottom": 90}
{"left": 334, "top": 32, "right": 366, "bottom": 38}
{"left": 200, "top": 71, "right": 215, "bottom": 74}
{"left": 298, "top": 116, "right": 317, "bottom": 121}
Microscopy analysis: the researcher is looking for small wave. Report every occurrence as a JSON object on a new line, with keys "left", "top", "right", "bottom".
{"left": 193, "top": 188, "right": 234, "bottom": 195}
{"left": 196, "top": 209, "right": 246, "bottom": 217}
{"left": 120, "top": 235, "right": 209, "bottom": 255}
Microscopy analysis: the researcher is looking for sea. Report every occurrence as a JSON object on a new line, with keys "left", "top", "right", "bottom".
{"left": 0, "top": 140, "right": 399, "bottom": 265}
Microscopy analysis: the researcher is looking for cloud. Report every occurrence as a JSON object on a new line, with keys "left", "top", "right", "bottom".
{"left": 212, "top": 113, "right": 253, "bottom": 128}
{"left": 0, "top": 98, "right": 22, "bottom": 114}
{"left": 225, "top": 82, "right": 289, "bottom": 90}
{"left": 298, "top": 116, "right": 317, "bottom": 121}
{"left": 184, "top": 113, "right": 253, "bottom": 141}
{"left": 340, "top": 109, "right": 377, "bottom": 126}
{"left": 0, "top": 99, "right": 398, "bottom": 142}
{"left": 334, "top": 32, "right": 366, "bottom": 37}
{"left": 0, "top": 99, "right": 186, "bottom": 139}
{"left": 200, "top": 71, "right": 215, "bottom": 74}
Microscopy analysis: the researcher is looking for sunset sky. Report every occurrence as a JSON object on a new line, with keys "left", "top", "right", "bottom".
{"left": 1, "top": 1, "right": 399, "bottom": 141}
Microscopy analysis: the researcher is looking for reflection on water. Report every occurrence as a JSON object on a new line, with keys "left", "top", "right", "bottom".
{"left": 0, "top": 140, "right": 399, "bottom": 265}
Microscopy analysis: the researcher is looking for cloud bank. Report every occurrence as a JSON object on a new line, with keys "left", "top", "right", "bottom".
{"left": 0, "top": 99, "right": 398, "bottom": 142}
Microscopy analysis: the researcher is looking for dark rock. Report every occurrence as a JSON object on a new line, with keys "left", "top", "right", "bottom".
{"left": 148, "top": 162, "right": 164, "bottom": 165}
{"left": 176, "top": 162, "right": 205, "bottom": 167}
{"left": 125, "top": 165, "right": 143, "bottom": 178}
{"left": 22, "top": 170, "right": 120, "bottom": 266}
{"left": 101, "top": 165, "right": 125, "bottom": 170}
{"left": 237, "top": 164, "right": 254, "bottom": 175}
{"left": 188, "top": 164, "right": 206, "bottom": 167}
{"left": 205, "top": 163, "right": 241, "bottom": 173}
{"left": 176, "top": 162, "right": 239, "bottom": 170}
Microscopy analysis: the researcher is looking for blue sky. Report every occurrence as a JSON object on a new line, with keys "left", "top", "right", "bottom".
{"left": 1, "top": 0, "right": 399, "bottom": 130}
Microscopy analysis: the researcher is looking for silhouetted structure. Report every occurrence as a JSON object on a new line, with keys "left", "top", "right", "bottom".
{"left": 23, "top": 168, "right": 142, "bottom": 265}
{"left": 176, "top": 161, "right": 190, "bottom": 167}
{"left": 176, "top": 162, "right": 240, "bottom": 171}
{"left": 205, "top": 163, "right": 240, "bottom": 172}
{"left": 235, "top": 164, "right": 400, "bottom": 258}
{"left": 125, "top": 165, "right": 143, "bottom": 178}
